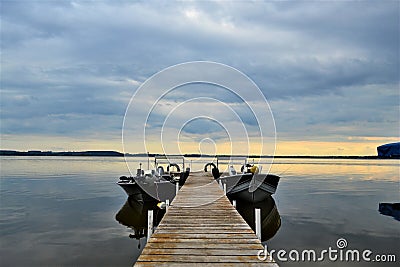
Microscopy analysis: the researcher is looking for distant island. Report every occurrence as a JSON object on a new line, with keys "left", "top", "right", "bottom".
{"left": 0, "top": 150, "right": 125, "bottom": 157}
{"left": 0, "top": 150, "right": 398, "bottom": 159}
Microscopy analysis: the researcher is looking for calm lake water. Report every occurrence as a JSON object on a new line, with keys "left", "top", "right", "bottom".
{"left": 0, "top": 156, "right": 398, "bottom": 266}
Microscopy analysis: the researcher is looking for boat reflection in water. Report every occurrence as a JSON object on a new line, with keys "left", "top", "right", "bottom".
{"left": 115, "top": 196, "right": 165, "bottom": 248}
{"left": 115, "top": 193, "right": 281, "bottom": 245}
{"left": 230, "top": 195, "right": 281, "bottom": 242}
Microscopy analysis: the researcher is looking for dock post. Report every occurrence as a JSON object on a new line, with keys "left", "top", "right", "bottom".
{"left": 255, "top": 208, "right": 261, "bottom": 240}
{"left": 147, "top": 210, "right": 153, "bottom": 240}
{"left": 223, "top": 183, "right": 227, "bottom": 195}
{"left": 175, "top": 182, "right": 179, "bottom": 195}
{"left": 166, "top": 199, "right": 170, "bottom": 210}
{"left": 233, "top": 200, "right": 236, "bottom": 208}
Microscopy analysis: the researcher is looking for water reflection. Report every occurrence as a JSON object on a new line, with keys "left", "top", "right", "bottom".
{"left": 229, "top": 195, "right": 281, "bottom": 242}
{"left": 2, "top": 157, "right": 398, "bottom": 266}
{"left": 115, "top": 196, "right": 165, "bottom": 248}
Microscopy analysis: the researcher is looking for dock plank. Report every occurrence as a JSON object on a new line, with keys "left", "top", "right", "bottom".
{"left": 154, "top": 229, "right": 255, "bottom": 234}
{"left": 138, "top": 254, "right": 268, "bottom": 263}
{"left": 144, "top": 242, "right": 263, "bottom": 250}
{"left": 135, "top": 263, "right": 279, "bottom": 267}
{"left": 140, "top": 248, "right": 263, "bottom": 256}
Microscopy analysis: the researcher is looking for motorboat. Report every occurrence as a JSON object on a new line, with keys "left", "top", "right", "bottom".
{"left": 209, "top": 163, "right": 280, "bottom": 203}
{"left": 117, "top": 174, "right": 176, "bottom": 202}
{"left": 117, "top": 159, "right": 190, "bottom": 202}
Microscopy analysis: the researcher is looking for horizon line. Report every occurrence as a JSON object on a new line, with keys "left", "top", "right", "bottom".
{"left": 0, "top": 149, "right": 394, "bottom": 158}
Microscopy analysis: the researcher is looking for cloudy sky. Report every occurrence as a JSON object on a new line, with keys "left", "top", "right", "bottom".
{"left": 1, "top": 0, "right": 399, "bottom": 155}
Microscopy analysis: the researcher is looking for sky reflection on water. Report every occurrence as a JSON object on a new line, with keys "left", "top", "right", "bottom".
{"left": 0, "top": 157, "right": 398, "bottom": 266}
{"left": 268, "top": 159, "right": 399, "bottom": 266}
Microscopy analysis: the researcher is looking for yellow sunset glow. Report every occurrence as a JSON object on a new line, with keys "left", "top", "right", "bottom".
{"left": 2, "top": 133, "right": 397, "bottom": 156}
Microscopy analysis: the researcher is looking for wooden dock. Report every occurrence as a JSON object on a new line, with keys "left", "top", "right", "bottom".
{"left": 134, "top": 172, "right": 278, "bottom": 266}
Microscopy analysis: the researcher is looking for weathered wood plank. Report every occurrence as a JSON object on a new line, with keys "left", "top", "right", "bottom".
{"left": 160, "top": 214, "right": 242, "bottom": 218}
{"left": 156, "top": 224, "right": 250, "bottom": 228}
{"left": 158, "top": 220, "right": 247, "bottom": 225}
{"left": 147, "top": 238, "right": 260, "bottom": 244}
{"left": 165, "top": 209, "right": 237, "bottom": 213}
{"left": 154, "top": 228, "right": 255, "bottom": 234}
{"left": 144, "top": 242, "right": 263, "bottom": 250}
{"left": 137, "top": 254, "right": 272, "bottom": 263}
{"left": 159, "top": 219, "right": 247, "bottom": 224}
{"left": 135, "top": 262, "right": 279, "bottom": 267}
{"left": 157, "top": 225, "right": 251, "bottom": 229}
{"left": 151, "top": 233, "right": 259, "bottom": 239}
{"left": 140, "top": 248, "right": 264, "bottom": 256}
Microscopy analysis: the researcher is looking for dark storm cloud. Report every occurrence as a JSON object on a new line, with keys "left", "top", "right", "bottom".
{"left": 0, "top": 1, "right": 398, "bottom": 147}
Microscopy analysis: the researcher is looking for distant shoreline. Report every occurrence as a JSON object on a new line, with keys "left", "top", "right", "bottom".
{"left": 0, "top": 150, "right": 398, "bottom": 159}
